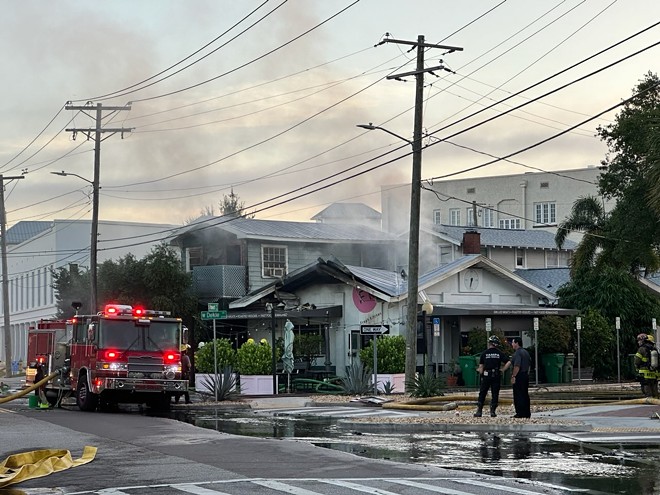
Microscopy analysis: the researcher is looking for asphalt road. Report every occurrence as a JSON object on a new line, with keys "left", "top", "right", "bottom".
{"left": 0, "top": 403, "right": 577, "bottom": 495}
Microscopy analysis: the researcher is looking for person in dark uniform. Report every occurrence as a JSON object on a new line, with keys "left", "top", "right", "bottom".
{"left": 511, "top": 337, "right": 531, "bottom": 418}
{"left": 175, "top": 344, "right": 192, "bottom": 404}
{"left": 474, "top": 335, "right": 510, "bottom": 417}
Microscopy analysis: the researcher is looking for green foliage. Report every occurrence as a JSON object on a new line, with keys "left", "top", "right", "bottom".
{"left": 359, "top": 335, "right": 406, "bottom": 373}
{"left": 526, "top": 316, "right": 572, "bottom": 354}
{"left": 199, "top": 366, "right": 241, "bottom": 401}
{"left": 407, "top": 373, "right": 444, "bottom": 398}
{"left": 577, "top": 309, "right": 617, "bottom": 380}
{"left": 237, "top": 339, "right": 273, "bottom": 375}
{"left": 52, "top": 264, "right": 90, "bottom": 318}
{"left": 194, "top": 339, "right": 236, "bottom": 373}
{"left": 463, "top": 328, "right": 512, "bottom": 356}
{"left": 294, "top": 333, "right": 324, "bottom": 365}
{"left": 339, "top": 362, "right": 373, "bottom": 395}
{"left": 219, "top": 189, "right": 255, "bottom": 218}
{"left": 381, "top": 380, "right": 396, "bottom": 395}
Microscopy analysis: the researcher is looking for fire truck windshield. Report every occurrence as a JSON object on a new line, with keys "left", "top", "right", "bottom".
{"left": 98, "top": 320, "right": 180, "bottom": 351}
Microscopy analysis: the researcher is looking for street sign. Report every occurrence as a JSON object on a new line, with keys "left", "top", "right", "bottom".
{"left": 433, "top": 317, "right": 440, "bottom": 337}
{"left": 208, "top": 303, "right": 219, "bottom": 312}
{"left": 360, "top": 325, "right": 389, "bottom": 335}
{"left": 576, "top": 317, "right": 581, "bottom": 330}
{"left": 201, "top": 310, "right": 227, "bottom": 320}
{"left": 533, "top": 317, "right": 539, "bottom": 331}
{"left": 485, "top": 318, "right": 492, "bottom": 332}
{"left": 653, "top": 318, "right": 657, "bottom": 331}
{"left": 615, "top": 317, "right": 621, "bottom": 330}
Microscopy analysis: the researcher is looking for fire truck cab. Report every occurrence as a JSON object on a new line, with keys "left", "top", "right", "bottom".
{"left": 28, "top": 304, "right": 188, "bottom": 411}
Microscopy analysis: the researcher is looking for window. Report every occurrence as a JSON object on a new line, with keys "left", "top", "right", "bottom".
{"left": 534, "top": 202, "right": 556, "bottom": 224}
{"left": 467, "top": 208, "right": 475, "bottom": 226}
{"left": 449, "top": 208, "right": 461, "bottom": 226}
{"left": 547, "top": 250, "right": 571, "bottom": 267}
{"left": 262, "top": 245, "right": 287, "bottom": 277}
{"left": 438, "top": 245, "right": 452, "bottom": 265}
{"left": 499, "top": 218, "right": 521, "bottom": 229}
{"left": 186, "top": 247, "right": 203, "bottom": 272}
{"left": 482, "top": 207, "right": 495, "bottom": 228}
{"left": 515, "top": 248, "right": 525, "bottom": 268}
{"left": 540, "top": 182, "right": 549, "bottom": 189}
{"left": 433, "top": 209, "right": 442, "bottom": 225}
{"left": 467, "top": 187, "right": 476, "bottom": 194}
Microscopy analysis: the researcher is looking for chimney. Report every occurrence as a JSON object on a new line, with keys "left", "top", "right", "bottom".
{"left": 463, "top": 230, "right": 481, "bottom": 255}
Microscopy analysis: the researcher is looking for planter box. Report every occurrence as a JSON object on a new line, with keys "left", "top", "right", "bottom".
{"left": 194, "top": 373, "right": 237, "bottom": 395}
{"left": 240, "top": 374, "right": 278, "bottom": 395}
{"left": 375, "top": 373, "right": 406, "bottom": 393}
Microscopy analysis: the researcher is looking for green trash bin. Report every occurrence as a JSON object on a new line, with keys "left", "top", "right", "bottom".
{"left": 542, "top": 353, "right": 565, "bottom": 384}
{"left": 459, "top": 355, "right": 479, "bottom": 388}
{"left": 502, "top": 363, "right": 512, "bottom": 386}
{"left": 562, "top": 353, "right": 575, "bottom": 383}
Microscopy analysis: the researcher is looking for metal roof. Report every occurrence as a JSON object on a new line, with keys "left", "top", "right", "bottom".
{"left": 310, "top": 202, "right": 381, "bottom": 221}
{"left": 5, "top": 221, "right": 52, "bottom": 244}
{"left": 429, "top": 224, "right": 577, "bottom": 250}
{"left": 513, "top": 268, "right": 571, "bottom": 296}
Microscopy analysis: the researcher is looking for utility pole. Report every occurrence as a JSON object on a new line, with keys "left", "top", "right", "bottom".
{"left": 1, "top": 174, "right": 25, "bottom": 377}
{"left": 65, "top": 102, "right": 132, "bottom": 314}
{"left": 472, "top": 201, "right": 479, "bottom": 227}
{"left": 381, "top": 35, "right": 462, "bottom": 385}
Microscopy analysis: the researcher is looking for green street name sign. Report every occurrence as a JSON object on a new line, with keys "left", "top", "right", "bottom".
{"left": 201, "top": 310, "right": 227, "bottom": 320}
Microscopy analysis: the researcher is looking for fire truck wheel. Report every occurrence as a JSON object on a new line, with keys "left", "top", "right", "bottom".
{"left": 76, "top": 376, "right": 99, "bottom": 412}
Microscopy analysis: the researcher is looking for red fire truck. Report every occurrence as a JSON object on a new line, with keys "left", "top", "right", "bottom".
{"left": 26, "top": 304, "right": 188, "bottom": 411}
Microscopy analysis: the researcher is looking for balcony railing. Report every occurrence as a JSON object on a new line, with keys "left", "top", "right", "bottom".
{"left": 192, "top": 265, "right": 246, "bottom": 299}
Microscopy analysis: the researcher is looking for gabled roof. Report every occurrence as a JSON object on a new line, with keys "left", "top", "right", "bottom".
{"left": 5, "top": 221, "right": 53, "bottom": 244}
{"left": 311, "top": 202, "right": 381, "bottom": 221}
{"left": 514, "top": 268, "right": 571, "bottom": 297}
{"left": 425, "top": 224, "right": 577, "bottom": 250}
{"left": 229, "top": 254, "right": 555, "bottom": 308}
{"left": 172, "top": 217, "right": 397, "bottom": 243}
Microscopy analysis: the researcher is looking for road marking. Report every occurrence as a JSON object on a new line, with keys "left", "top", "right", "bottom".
{"left": 253, "top": 480, "right": 324, "bottom": 494}
{"left": 269, "top": 406, "right": 417, "bottom": 418}
{"left": 387, "top": 479, "right": 491, "bottom": 495}
{"left": 323, "top": 479, "right": 432, "bottom": 494}
{"left": 0, "top": 407, "right": 16, "bottom": 414}
{"left": 171, "top": 483, "right": 232, "bottom": 495}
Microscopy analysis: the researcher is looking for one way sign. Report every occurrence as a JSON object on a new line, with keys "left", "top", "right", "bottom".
{"left": 360, "top": 325, "right": 390, "bottom": 335}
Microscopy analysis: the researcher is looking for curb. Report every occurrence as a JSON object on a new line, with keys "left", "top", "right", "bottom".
{"left": 336, "top": 419, "right": 592, "bottom": 433}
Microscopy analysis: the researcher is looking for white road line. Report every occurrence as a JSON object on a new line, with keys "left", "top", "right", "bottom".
{"left": 386, "top": 479, "right": 481, "bottom": 494}
{"left": 97, "top": 489, "right": 132, "bottom": 495}
{"left": 252, "top": 479, "right": 323, "bottom": 495}
{"left": 322, "top": 479, "right": 416, "bottom": 494}
{"left": 455, "top": 478, "right": 559, "bottom": 494}
{"left": 171, "top": 483, "right": 232, "bottom": 495}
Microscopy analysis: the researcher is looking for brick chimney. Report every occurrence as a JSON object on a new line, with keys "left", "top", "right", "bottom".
{"left": 463, "top": 230, "right": 481, "bottom": 255}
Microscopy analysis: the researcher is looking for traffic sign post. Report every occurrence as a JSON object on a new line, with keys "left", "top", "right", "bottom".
{"left": 360, "top": 325, "right": 389, "bottom": 394}
{"left": 201, "top": 310, "right": 227, "bottom": 320}
{"left": 200, "top": 304, "right": 226, "bottom": 400}
{"left": 576, "top": 316, "right": 582, "bottom": 383}
{"left": 615, "top": 317, "right": 621, "bottom": 385}
{"left": 533, "top": 317, "right": 539, "bottom": 386}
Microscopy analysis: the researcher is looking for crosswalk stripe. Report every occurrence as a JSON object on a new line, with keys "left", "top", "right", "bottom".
{"left": 387, "top": 479, "right": 481, "bottom": 495}
{"left": 252, "top": 480, "right": 323, "bottom": 495}
{"left": 171, "top": 483, "right": 232, "bottom": 495}
{"left": 455, "top": 478, "right": 557, "bottom": 494}
{"left": 322, "top": 479, "right": 414, "bottom": 494}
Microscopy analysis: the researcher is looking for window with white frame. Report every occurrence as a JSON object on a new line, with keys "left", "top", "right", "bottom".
{"left": 466, "top": 208, "right": 475, "bottom": 226}
{"left": 433, "top": 209, "right": 442, "bottom": 225}
{"left": 546, "top": 249, "right": 571, "bottom": 267}
{"left": 499, "top": 218, "right": 521, "bottom": 229}
{"left": 482, "top": 206, "right": 495, "bottom": 228}
{"left": 185, "top": 247, "right": 203, "bottom": 272}
{"left": 534, "top": 202, "right": 556, "bottom": 225}
{"left": 449, "top": 208, "right": 461, "bottom": 226}
{"left": 515, "top": 248, "right": 525, "bottom": 268}
{"left": 262, "top": 245, "right": 287, "bottom": 277}
{"left": 438, "top": 245, "right": 452, "bottom": 265}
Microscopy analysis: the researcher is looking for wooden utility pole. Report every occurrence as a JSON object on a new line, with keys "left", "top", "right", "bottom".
{"left": 381, "top": 36, "right": 463, "bottom": 385}
{"left": 1, "top": 174, "right": 25, "bottom": 377}
{"left": 65, "top": 102, "right": 132, "bottom": 314}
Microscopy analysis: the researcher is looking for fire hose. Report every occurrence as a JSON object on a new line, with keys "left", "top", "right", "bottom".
{"left": 0, "top": 370, "right": 60, "bottom": 404}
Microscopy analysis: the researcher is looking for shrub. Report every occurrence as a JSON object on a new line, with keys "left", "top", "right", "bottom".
{"left": 407, "top": 372, "right": 444, "bottom": 398}
{"left": 199, "top": 366, "right": 241, "bottom": 401}
{"left": 359, "top": 335, "right": 406, "bottom": 373}
{"left": 464, "top": 327, "right": 513, "bottom": 356}
{"left": 340, "top": 361, "right": 373, "bottom": 395}
{"left": 527, "top": 316, "right": 572, "bottom": 354}
{"left": 194, "top": 338, "right": 236, "bottom": 373}
{"left": 294, "top": 333, "right": 324, "bottom": 365}
{"left": 237, "top": 339, "right": 273, "bottom": 375}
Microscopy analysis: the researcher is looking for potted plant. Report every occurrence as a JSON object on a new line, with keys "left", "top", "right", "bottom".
{"left": 446, "top": 359, "right": 460, "bottom": 387}
{"left": 237, "top": 338, "right": 277, "bottom": 395}
{"left": 194, "top": 338, "right": 237, "bottom": 394}
{"left": 359, "top": 335, "right": 406, "bottom": 393}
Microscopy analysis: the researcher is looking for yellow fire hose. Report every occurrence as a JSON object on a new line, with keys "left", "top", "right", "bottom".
{"left": 0, "top": 446, "right": 96, "bottom": 488}
{"left": 0, "top": 371, "right": 60, "bottom": 404}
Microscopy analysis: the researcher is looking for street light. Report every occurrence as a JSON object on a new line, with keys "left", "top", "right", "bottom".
{"left": 357, "top": 122, "right": 422, "bottom": 386}
{"left": 51, "top": 170, "right": 99, "bottom": 314}
{"left": 265, "top": 302, "right": 278, "bottom": 395}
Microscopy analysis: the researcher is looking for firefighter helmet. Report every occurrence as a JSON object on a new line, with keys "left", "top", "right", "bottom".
{"left": 488, "top": 335, "right": 500, "bottom": 346}
{"left": 647, "top": 334, "right": 655, "bottom": 344}
{"left": 637, "top": 333, "right": 648, "bottom": 343}
{"left": 180, "top": 344, "right": 190, "bottom": 351}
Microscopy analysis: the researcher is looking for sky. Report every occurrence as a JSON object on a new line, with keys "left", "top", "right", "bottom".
{"left": 1, "top": 0, "right": 659, "bottom": 236}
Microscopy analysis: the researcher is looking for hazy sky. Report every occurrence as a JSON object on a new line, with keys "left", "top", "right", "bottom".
{"left": 1, "top": 1, "right": 658, "bottom": 231}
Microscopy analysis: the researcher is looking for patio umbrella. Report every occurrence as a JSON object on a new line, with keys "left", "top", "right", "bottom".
{"left": 283, "top": 319, "right": 295, "bottom": 392}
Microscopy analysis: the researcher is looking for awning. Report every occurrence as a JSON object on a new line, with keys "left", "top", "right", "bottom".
{"left": 218, "top": 305, "right": 343, "bottom": 321}
{"left": 428, "top": 305, "right": 578, "bottom": 317}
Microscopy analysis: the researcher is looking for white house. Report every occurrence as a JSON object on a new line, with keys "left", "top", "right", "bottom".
{"left": 0, "top": 219, "right": 178, "bottom": 364}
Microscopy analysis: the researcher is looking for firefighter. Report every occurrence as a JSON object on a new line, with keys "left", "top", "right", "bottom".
{"left": 634, "top": 333, "right": 659, "bottom": 398}
{"left": 474, "top": 335, "right": 511, "bottom": 417}
{"left": 175, "top": 344, "right": 191, "bottom": 404}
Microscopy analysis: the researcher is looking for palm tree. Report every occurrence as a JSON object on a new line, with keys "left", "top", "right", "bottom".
{"left": 555, "top": 196, "right": 610, "bottom": 275}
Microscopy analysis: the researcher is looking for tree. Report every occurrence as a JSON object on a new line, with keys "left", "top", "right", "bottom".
{"left": 51, "top": 263, "right": 91, "bottom": 318}
{"left": 220, "top": 188, "right": 255, "bottom": 218}
{"left": 577, "top": 309, "right": 617, "bottom": 380}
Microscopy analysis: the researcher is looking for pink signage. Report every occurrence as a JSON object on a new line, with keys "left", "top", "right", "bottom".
{"left": 352, "top": 287, "right": 377, "bottom": 313}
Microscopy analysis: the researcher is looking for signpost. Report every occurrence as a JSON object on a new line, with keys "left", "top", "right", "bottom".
{"left": 615, "top": 316, "right": 621, "bottom": 385}
{"left": 576, "top": 316, "right": 582, "bottom": 383}
{"left": 433, "top": 317, "right": 440, "bottom": 377}
{"left": 200, "top": 304, "right": 227, "bottom": 400}
{"left": 361, "top": 325, "right": 389, "bottom": 394}
{"left": 533, "top": 317, "right": 539, "bottom": 386}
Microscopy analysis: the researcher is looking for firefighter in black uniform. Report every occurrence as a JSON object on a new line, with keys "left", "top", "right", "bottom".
{"left": 474, "top": 335, "right": 511, "bottom": 417}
